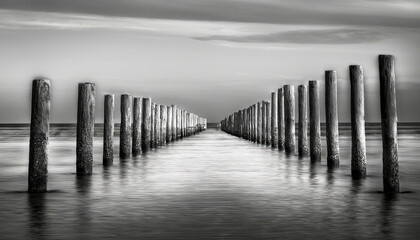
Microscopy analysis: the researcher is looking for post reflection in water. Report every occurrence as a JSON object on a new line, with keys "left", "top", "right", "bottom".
{"left": 27, "top": 193, "right": 47, "bottom": 239}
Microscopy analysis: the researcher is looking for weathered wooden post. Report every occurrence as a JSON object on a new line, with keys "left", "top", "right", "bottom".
{"left": 266, "top": 102, "right": 271, "bottom": 146}
{"left": 262, "top": 102, "right": 267, "bottom": 144}
{"left": 154, "top": 104, "right": 161, "bottom": 147}
{"left": 298, "top": 85, "right": 308, "bottom": 157}
{"left": 132, "top": 97, "right": 142, "bottom": 156}
{"left": 77, "top": 82, "right": 96, "bottom": 175}
{"left": 167, "top": 106, "right": 172, "bottom": 143}
{"left": 103, "top": 94, "right": 114, "bottom": 166}
{"left": 379, "top": 54, "right": 399, "bottom": 194}
{"left": 278, "top": 88, "right": 285, "bottom": 150}
{"left": 160, "top": 105, "right": 167, "bottom": 145}
{"left": 141, "top": 98, "right": 152, "bottom": 152}
{"left": 180, "top": 110, "right": 185, "bottom": 139}
{"left": 120, "top": 94, "right": 132, "bottom": 159}
{"left": 253, "top": 104, "right": 257, "bottom": 142}
{"left": 325, "top": 71, "right": 340, "bottom": 167}
{"left": 176, "top": 108, "right": 181, "bottom": 140}
{"left": 257, "top": 102, "right": 262, "bottom": 143}
{"left": 171, "top": 105, "right": 177, "bottom": 141}
{"left": 28, "top": 79, "right": 50, "bottom": 193}
{"left": 309, "top": 80, "right": 321, "bottom": 162}
{"left": 284, "top": 85, "right": 295, "bottom": 154}
{"left": 271, "top": 92, "right": 278, "bottom": 148}
{"left": 349, "top": 65, "right": 367, "bottom": 179}
{"left": 151, "top": 103, "right": 155, "bottom": 148}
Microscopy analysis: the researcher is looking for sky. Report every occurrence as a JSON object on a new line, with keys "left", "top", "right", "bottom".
{"left": 0, "top": 0, "right": 419, "bottom": 123}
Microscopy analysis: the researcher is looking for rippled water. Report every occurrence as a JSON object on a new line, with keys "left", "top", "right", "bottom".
{"left": 1, "top": 126, "right": 420, "bottom": 239}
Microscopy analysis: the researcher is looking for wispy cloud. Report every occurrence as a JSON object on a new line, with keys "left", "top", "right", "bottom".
{"left": 195, "top": 28, "right": 388, "bottom": 44}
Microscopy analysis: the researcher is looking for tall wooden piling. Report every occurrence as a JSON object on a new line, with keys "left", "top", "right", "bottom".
{"left": 172, "top": 105, "right": 177, "bottom": 140}
{"left": 262, "top": 102, "right": 267, "bottom": 145}
{"left": 325, "top": 71, "right": 340, "bottom": 167}
{"left": 176, "top": 108, "right": 181, "bottom": 140}
{"left": 284, "top": 85, "right": 295, "bottom": 154}
{"left": 278, "top": 88, "right": 285, "bottom": 150}
{"left": 298, "top": 85, "right": 308, "bottom": 157}
{"left": 266, "top": 102, "right": 271, "bottom": 146}
{"left": 257, "top": 102, "right": 262, "bottom": 143}
{"left": 161, "top": 105, "right": 167, "bottom": 145}
{"left": 154, "top": 104, "right": 161, "bottom": 147}
{"left": 309, "top": 81, "right": 321, "bottom": 162}
{"left": 349, "top": 65, "right": 367, "bottom": 179}
{"left": 151, "top": 103, "right": 155, "bottom": 148}
{"left": 77, "top": 82, "right": 96, "bottom": 175}
{"left": 141, "top": 98, "right": 152, "bottom": 152}
{"left": 253, "top": 104, "right": 257, "bottom": 142}
{"left": 132, "top": 97, "right": 142, "bottom": 156}
{"left": 120, "top": 94, "right": 132, "bottom": 159}
{"left": 28, "top": 79, "right": 50, "bottom": 193}
{"left": 271, "top": 92, "right": 278, "bottom": 148}
{"left": 103, "top": 94, "right": 114, "bottom": 166}
{"left": 167, "top": 106, "right": 173, "bottom": 143}
{"left": 379, "top": 54, "right": 399, "bottom": 194}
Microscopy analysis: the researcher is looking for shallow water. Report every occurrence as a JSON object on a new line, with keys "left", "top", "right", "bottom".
{"left": 1, "top": 127, "right": 420, "bottom": 239}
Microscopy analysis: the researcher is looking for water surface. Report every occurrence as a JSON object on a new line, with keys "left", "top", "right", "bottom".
{"left": 1, "top": 126, "right": 420, "bottom": 239}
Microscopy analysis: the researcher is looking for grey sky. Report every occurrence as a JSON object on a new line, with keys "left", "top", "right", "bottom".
{"left": 0, "top": 0, "right": 419, "bottom": 123}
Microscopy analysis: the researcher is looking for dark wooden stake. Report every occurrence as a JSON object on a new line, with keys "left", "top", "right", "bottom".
{"left": 77, "top": 82, "right": 96, "bottom": 175}
{"left": 120, "top": 94, "right": 132, "bottom": 158}
{"left": 298, "top": 85, "right": 308, "bottom": 157}
{"left": 284, "top": 85, "right": 295, "bottom": 154}
{"left": 132, "top": 97, "right": 142, "bottom": 156}
{"left": 103, "top": 94, "right": 114, "bottom": 166}
{"left": 28, "top": 79, "right": 50, "bottom": 193}
{"left": 141, "top": 98, "right": 152, "bottom": 152}
{"left": 278, "top": 88, "right": 285, "bottom": 151}
{"left": 379, "top": 54, "right": 399, "bottom": 194}
{"left": 309, "top": 80, "right": 321, "bottom": 162}
{"left": 325, "top": 71, "right": 340, "bottom": 167}
{"left": 271, "top": 92, "right": 278, "bottom": 148}
{"left": 350, "top": 65, "right": 367, "bottom": 179}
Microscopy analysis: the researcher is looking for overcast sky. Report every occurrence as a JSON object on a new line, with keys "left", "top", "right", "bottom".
{"left": 0, "top": 0, "right": 419, "bottom": 123}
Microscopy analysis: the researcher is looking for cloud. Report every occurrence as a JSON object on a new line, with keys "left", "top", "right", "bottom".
{"left": 1, "top": 0, "right": 420, "bottom": 28}
{"left": 194, "top": 28, "right": 388, "bottom": 44}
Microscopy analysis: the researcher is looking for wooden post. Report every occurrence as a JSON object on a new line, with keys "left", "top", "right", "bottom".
{"left": 171, "top": 105, "right": 177, "bottom": 141}
{"left": 257, "top": 102, "right": 262, "bottom": 144}
{"left": 76, "top": 82, "right": 96, "bottom": 175}
{"left": 132, "top": 97, "right": 142, "bottom": 156}
{"left": 284, "top": 85, "right": 295, "bottom": 154}
{"left": 120, "top": 94, "right": 132, "bottom": 159}
{"left": 266, "top": 102, "right": 271, "bottom": 146}
{"left": 325, "top": 71, "right": 340, "bottom": 167}
{"left": 349, "top": 65, "right": 367, "bottom": 179}
{"left": 278, "top": 88, "right": 285, "bottom": 150}
{"left": 271, "top": 92, "right": 278, "bottom": 148}
{"left": 141, "top": 98, "right": 152, "bottom": 152}
{"left": 103, "top": 94, "right": 114, "bottom": 166}
{"left": 298, "top": 85, "right": 308, "bottom": 157}
{"left": 151, "top": 103, "right": 155, "bottom": 148}
{"left": 309, "top": 80, "right": 321, "bottom": 162}
{"left": 253, "top": 104, "right": 257, "bottom": 142}
{"left": 379, "top": 54, "right": 399, "bottom": 194}
{"left": 176, "top": 108, "right": 181, "bottom": 140}
{"left": 262, "top": 102, "right": 267, "bottom": 144}
{"left": 167, "top": 106, "right": 172, "bottom": 143}
{"left": 160, "top": 105, "right": 167, "bottom": 145}
{"left": 28, "top": 79, "right": 50, "bottom": 193}
{"left": 154, "top": 104, "right": 161, "bottom": 147}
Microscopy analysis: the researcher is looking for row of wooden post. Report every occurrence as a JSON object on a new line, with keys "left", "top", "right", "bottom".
{"left": 28, "top": 82, "right": 207, "bottom": 193}
{"left": 220, "top": 54, "right": 399, "bottom": 194}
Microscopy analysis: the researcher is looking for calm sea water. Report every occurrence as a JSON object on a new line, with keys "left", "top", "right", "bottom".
{"left": 1, "top": 125, "right": 420, "bottom": 239}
